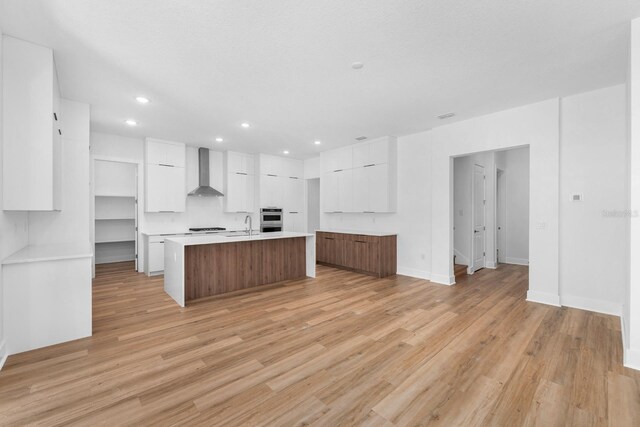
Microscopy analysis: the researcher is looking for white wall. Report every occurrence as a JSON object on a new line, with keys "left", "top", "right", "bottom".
{"left": 560, "top": 85, "right": 628, "bottom": 316}
{"left": 627, "top": 17, "right": 640, "bottom": 369}
{"left": 28, "top": 100, "right": 91, "bottom": 246}
{"left": 306, "top": 178, "right": 320, "bottom": 232}
{"left": 320, "top": 132, "right": 433, "bottom": 279}
{"left": 431, "top": 99, "right": 559, "bottom": 298}
{"left": 0, "top": 25, "right": 29, "bottom": 368}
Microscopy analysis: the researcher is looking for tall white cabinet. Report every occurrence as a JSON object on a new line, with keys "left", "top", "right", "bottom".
{"left": 321, "top": 136, "right": 397, "bottom": 213}
{"left": 258, "top": 154, "right": 305, "bottom": 232}
{"left": 2, "top": 35, "right": 63, "bottom": 211}
{"left": 224, "top": 151, "right": 256, "bottom": 213}
{"left": 145, "top": 139, "right": 186, "bottom": 212}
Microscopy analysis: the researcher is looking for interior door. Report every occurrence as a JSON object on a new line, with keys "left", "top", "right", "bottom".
{"left": 471, "top": 164, "right": 486, "bottom": 272}
{"left": 496, "top": 169, "right": 506, "bottom": 264}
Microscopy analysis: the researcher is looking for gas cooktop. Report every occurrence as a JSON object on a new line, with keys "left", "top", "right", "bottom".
{"left": 189, "top": 227, "right": 226, "bottom": 232}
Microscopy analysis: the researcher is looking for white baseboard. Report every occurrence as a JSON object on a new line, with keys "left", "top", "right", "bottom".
{"left": 431, "top": 273, "right": 455, "bottom": 286}
{"left": 453, "top": 249, "right": 468, "bottom": 266}
{"left": 396, "top": 267, "right": 431, "bottom": 281}
{"left": 561, "top": 294, "right": 622, "bottom": 316}
{"left": 526, "top": 290, "right": 561, "bottom": 307}
{"left": 0, "top": 339, "right": 7, "bottom": 371}
{"left": 505, "top": 257, "right": 529, "bottom": 266}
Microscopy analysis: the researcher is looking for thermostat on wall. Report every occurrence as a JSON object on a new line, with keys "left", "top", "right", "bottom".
{"left": 571, "top": 193, "right": 583, "bottom": 202}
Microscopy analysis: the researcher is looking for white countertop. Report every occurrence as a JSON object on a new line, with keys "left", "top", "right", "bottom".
{"left": 315, "top": 229, "right": 397, "bottom": 237}
{"left": 166, "top": 231, "right": 314, "bottom": 247}
{"left": 2, "top": 242, "right": 93, "bottom": 265}
{"left": 142, "top": 229, "right": 256, "bottom": 237}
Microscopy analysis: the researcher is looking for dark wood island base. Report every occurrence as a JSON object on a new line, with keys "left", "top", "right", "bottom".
{"left": 184, "top": 237, "right": 307, "bottom": 301}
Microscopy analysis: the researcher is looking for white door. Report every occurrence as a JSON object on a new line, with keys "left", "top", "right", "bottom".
{"left": 496, "top": 169, "right": 506, "bottom": 264}
{"left": 471, "top": 164, "right": 486, "bottom": 272}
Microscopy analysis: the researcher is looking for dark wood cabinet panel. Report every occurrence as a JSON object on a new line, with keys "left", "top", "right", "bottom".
{"left": 316, "top": 232, "right": 396, "bottom": 278}
{"left": 185, "top": 237, "right": 306, "bottom": 302}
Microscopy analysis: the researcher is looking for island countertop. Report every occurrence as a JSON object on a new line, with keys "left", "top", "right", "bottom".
{"left": 315, "top": 229, "right": 397, "bottom": 237}
{"left": 165, "top": 231, "right": 314, "bottom": 247}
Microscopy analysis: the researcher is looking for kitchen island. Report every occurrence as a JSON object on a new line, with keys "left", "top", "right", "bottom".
{"left": 164, "top": 232, "right": 315, "bottom": 306}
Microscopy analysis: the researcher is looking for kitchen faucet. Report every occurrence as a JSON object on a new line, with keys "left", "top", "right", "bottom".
{"left": 245, "top": 215, "right": 253, "bottom": 236}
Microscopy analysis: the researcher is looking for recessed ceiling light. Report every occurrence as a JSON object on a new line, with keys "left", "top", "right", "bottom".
{"left": 240, "top": 122, "right": 251, "bottom": 128}
{"left": 314, "top": 140, "right": 321, "bottom": 145}
{"left": 215, "top": 137, "right": 223, "bottom": 143}
{"left": 125, "top": 119, "right": 138, "bottom": 126}
{"left": 437, "top": 112, "right": 455, "bottom": 120}
{"left": 135, "top": 96, "right": 150, "bottom": 104}
{"left": 351, "top": 61, "right": 364, "bottom": 70}
{"left": 283, "top": 150, "right": 290, "bottom": 155}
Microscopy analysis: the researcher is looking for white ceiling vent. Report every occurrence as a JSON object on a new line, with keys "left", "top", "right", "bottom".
{"left": 437, "top": 112, "right": 455, "bottom": 120}
{"left": 355, "top": 136, "right": 367, "bottom": 141}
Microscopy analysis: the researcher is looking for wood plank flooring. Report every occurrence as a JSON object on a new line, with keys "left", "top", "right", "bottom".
{"left": 1, "top": 261, "right": 639, "bottom": 426}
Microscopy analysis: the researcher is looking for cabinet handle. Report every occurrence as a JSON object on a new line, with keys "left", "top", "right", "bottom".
{"left": 236, "top": 172, "right": 248, "bottom": 176}
{"left": 364, "top": 164, "right": 375, "bottom": 168}
{"left": 289, "top": 211, "right": 298, "bottom": 214}
{"left": 289, "top": 176, "right": 298, "bottom": 179}
{"left": 159, "top": 164, "right": 175, "bottom": 168}
{"left": 355, "top": 240, "right": 367, "bottom": 243}
{"left": 58, "top": 129, "right": 62, "bottom": 135}
{"left": 53, "top": 112, "right": 58, "bottom": 121}
{"left": 333, "top": 169, "right": 343, "bottom": 172}
{"left": 324, "top": 237, "right": 334, "bottom": 240}
{"left": 267, "top": 174, "right": 277, "bottom": 177}
{"left": 363, "top": 211, "right": 375, "bottom": 214}
{"left": 236, "top": 211, "right": 248, "bottom": 213}
{"left": 332, "top": 211, "right": 343, "bottom": 213}
{"left": 158, "top": 210, "right": 175, "bottom": 213}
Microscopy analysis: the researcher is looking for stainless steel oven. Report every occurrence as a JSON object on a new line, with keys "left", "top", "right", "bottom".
{"left": 260, "top": 208, "right": 283, "bottom": 232}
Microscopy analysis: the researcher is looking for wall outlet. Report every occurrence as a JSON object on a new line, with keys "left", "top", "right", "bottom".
{"left": 571, "top": 193, "right": 583, "bottom": 202}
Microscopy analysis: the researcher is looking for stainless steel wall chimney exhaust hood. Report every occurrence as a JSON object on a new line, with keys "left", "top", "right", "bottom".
{"left": 188, "top": 147, "right": 224, "bottom": 197}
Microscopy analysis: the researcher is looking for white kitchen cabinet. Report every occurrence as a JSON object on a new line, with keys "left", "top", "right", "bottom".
{"left": 321, "top": 146, "right": 353, "bottom": 173}
{"left": 260, "top": 174, "right": 284, "bottom": 208}
{"left": 225, "top": 172, "right": 255, "bottom": 213}
{"left": 284, "top": 211, "right": 305, "bottom": 232}
{"left": 322, "top": 169, "right": 353, "bottom": 213}
{"left": 352, "top": 164, "right": 391, "bottom": 213}
{"left": 145, "top": 138, "right": 186, "bottom": 167}
{"left": 322, "top": 137, "right": 396, "bottom": 213}
{"left": 146, "top": 164, "right": 186, "bottom": 212}
{"left": 145, "top": 139, "right": 186, "bottom": 212}
{"left": 226, "top": 151, "right": 255, "bottom": 175}
{"left": 283, "top": 159, "right": 304, "bottom": 179}
{"left": 284, "top": 177, "right": 305, "bottom": 213}
{"left": 259, "top": 154, "right": 285, "bottom": 176}
{"left": 2, "top": 36, "right": 62, "bottom": 211}
{"left": 352, "top": 137, "right": 391, "bottom": 168}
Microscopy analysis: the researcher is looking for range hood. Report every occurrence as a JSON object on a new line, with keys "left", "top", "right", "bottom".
{"left": 188, "top": 148, "right": 224, "bottom": 197}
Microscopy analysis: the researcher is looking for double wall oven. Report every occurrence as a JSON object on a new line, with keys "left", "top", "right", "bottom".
{"left": 260, "top": 208, "right": 283, "bottom": 233}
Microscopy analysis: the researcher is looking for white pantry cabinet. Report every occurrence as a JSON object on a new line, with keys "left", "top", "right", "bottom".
{"left": 2, "top": 36, "right": 63, "bottom": 211}
{"left": 321, "top": 137, "right": 397, "bottom": 213}
{"left": 284, "top": 177, "right": 305, "bottom": 213}
{"left": 224, "top": 151, "right": 256, "bottom": 213}
{"left": 284, "top": 211, "right": 305, "bottom": 233}
{"left": 145, "top": 139, "right": 186, "bottom": 212}
{"left": 260, "top": 174, "right": 284, "bottom": 208}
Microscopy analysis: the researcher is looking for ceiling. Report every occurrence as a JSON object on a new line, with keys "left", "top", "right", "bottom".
{"left": 1, "top": 1, "right": 639, "bottom": 158}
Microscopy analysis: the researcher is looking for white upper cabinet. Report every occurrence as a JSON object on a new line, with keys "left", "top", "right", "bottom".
{"left": 258, "top": 154, "right": 304, "bottom": 210}
{"left": 2, "top": 36, "right": 62, "bottom": 211}
{"left": 145, "top": 139, "right": 186, "bottom": 167}
{"left": 224, "top": 151, "right": 256, "bottom": 213}
{"left": 352, "top": 138, "right": 391, "bottom": 168}
{"left": 321, "top": 137, "right": 397, "bottom": 213}
{"left": 226, "top": 151, "right": 255, "bottom": 175}
{"left": 144, "top": 139, "right": 186, "bottom": 212}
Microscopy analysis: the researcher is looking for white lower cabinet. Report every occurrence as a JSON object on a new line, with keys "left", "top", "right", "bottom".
{"left": 148, "top": 240, "right": 165, "bottom": 274}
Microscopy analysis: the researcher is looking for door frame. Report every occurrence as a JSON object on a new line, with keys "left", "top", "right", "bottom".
{"left": 91, "top": 155, "right": 143, "bottom": 276}
{"left": 469, "top": 163, "right": 486, "bottom": 274}
{"left": 495, "top": 168, "right": 506, "bottom": 264}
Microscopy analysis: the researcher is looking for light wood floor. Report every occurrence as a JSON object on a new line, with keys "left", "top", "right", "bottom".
{"left": 1, "top": 262, "right": 639, "bottom": 426}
